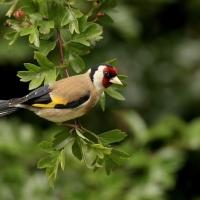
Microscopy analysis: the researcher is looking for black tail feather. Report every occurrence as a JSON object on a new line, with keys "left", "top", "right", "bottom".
{"left": 0, "top": 100, "right": 21, "bottom": 117}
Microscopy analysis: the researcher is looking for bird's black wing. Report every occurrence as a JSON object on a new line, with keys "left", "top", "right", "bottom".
{"left": 9, "top": 85, "right": 52, "bottom": 106}
{"left": 9, "top": 85, "right": 90, "bottom": 109}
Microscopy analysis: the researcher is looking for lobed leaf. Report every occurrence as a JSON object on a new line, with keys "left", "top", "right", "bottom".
{"left": 38, "top": 141, "right": 54, "bottom": 153}
{"left": 105, "top": 155, "right": 119, "bottom": 175}
{"left": 64, "top": 48, "right": 85, "bottom": 73}
{"left": 65, "top": 43, "right": 90, "bottom": 55}
{"left": 62, "top": 7, "right": 83, "bottom": 33}
{"left": 29, "top": 25, "right": 40, "bottom": 47}
{"left": 53, "top": 130, "right": 75, "bottom": 150}
{"left": 5, "top": 19, "right": 23, "bottom": 32}
{"left": 109, "top": 149, "right": 130, "bottom": 166}
{"left": 90, "top": 144, "right": 112, "bottom": 158}
{"left": 34, "top": 51, "right": 54, "bottom": 69}
{"left": 71, "top": 23, "right": 103, "bottom": 46}
{"left": 49, "top": 2, "right": 67, "bottom": 28}
{"left": 37, "top": 20, "right": 54, "bottom": 34}
{"left": 37, "top": 151, "right": 60, "bottom": 169}
{"left": 38, "top": 40, "right": 57, "bottom": 56}
{"left": 4, "top": 31, "right": 20, "bottom": 48}
{"left": 18, "top": 52, "right": 56, "bottom": 89}
{"left": 98, "top": 130, "right": 127, "bottom": 144}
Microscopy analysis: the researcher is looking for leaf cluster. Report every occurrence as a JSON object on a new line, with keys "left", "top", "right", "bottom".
{"left": 38, "top": 128, "right": 130, "bottom": 188}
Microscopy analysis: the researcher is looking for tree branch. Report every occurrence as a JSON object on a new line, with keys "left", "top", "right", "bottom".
{"left": 57, "top": 28, "right": 70, "bottom": 77}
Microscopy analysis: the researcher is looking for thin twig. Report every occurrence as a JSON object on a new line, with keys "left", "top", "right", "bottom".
{"left": 57, "top": 28, "right": 70, "bottom": 77}
{"left": 81, "top": 127, "right": 101, "bottom": 143}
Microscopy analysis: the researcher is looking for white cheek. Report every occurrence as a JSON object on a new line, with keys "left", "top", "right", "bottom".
{"left": 93, "top": 71, "right": 105, "bottom": 91}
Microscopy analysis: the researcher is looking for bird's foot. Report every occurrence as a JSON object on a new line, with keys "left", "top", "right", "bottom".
{"left": 57, "top": 118, "right": 82, "bottom": 134}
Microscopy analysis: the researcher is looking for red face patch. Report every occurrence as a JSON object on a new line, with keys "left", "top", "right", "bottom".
{"left": 102, "top": 66, "right": 118, "bottom": 88}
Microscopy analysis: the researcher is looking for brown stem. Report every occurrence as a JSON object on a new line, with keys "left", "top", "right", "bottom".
{"left": 57, "top": 28, "right": 70, "bottom": 77}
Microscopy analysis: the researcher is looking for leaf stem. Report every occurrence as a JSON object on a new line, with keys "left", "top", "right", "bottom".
{"left": 57, "top": 28, "right": 70, "bottom": 77}
{"left": 81, "top": 127, "right": 101, "bottom": 143}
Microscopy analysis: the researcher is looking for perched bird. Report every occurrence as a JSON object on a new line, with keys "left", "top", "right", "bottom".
{"left": 0, "top": 64, "right": 122, "bottom": 123}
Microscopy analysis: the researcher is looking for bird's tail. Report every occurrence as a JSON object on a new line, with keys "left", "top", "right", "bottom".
{"left": 0, "top": 100, "right": 21, "bottom": 117}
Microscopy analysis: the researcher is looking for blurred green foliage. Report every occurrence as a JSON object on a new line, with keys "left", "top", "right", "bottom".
{"left": 1, "top": 0, "right": 200, "bottom": 199}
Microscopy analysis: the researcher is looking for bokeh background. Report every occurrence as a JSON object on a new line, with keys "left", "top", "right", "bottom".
{"left": 1, "top": 0, "right": 200, "bottom": 199}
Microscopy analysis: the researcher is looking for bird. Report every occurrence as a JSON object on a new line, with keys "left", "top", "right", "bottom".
{"left": 0, "top": 64, "right": 122, "bottom": 123}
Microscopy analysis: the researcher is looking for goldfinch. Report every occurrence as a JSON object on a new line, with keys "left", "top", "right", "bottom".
{"left": 0, "top": 64, "right": 122, "bottom": 123}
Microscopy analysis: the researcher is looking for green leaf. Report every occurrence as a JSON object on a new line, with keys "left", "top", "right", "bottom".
{"left": 65, "top": 43, "right": 90, "bottom": 55}
{"left": 38, "top": 1, "right": 49, "bottom": 17}
{"left": 98, "top": 130, "right": 127, "bottom": 144}
{"left": 62, "top": 7, "right": 83, "bottom": 33}
{"left": 60, "top": 149, "right": 65, "bottom": 171}
{"left": 4, "top": 31, "right": 20, "bottom": 48}
{"left": 76, "top": 129, "right": 92, "bottom": 143}
{"left": 53, "top": 130, "right": 75, "bottom": 150}
{"left": 24, "top": 63, "right": 39, "bottom": 71}
{"left": 78, "top": 15, "right": 88, "bottom": 32}
{"left": 105, "top": 86, "right": 125, "bottom": 100}
{"left": 29, "top": 73, "right": 45, "bottom": 89}
{"left": 18, "top": 52, "right": 56, "bottom": 89}
{"left": 38, "top": 29, "right": 55, "bottom": 40}
{"left": 106, "top": 58, "right": 116, "bottom": 66}
{"left": 20, "top": 26, "right": 34, "bottom": 36}
{"left": 109, "top": 149, "right": 130, "bottom": 166}
{"left": 37, "top": 20, "right": 54, "bottom": 34}
{"left": 72, "top": 138, "right": 83, "bottom": 160}
{"left": 104, "top": 154, "right": 111, "bottom": 175}
{"left": 38, "top": 141, "right": 54, "bottom": 153}
{"left": 71, "top": 23, "right": 103, "bottom": 46}
{"left": 49, "top": 2, "right": 67, "bottom": 28}
{"left": 69, "top": 53, "right": 85, "bottom": 73}
{"left": 90, "top": 144, "right": 112, "bottom": 158}
{"left": 34, "top": 51, "right": 54, "bottom": 69}
{"left": 4, "top": 31, "right": 17, "bottom": 41}
{"left": 1, "top": 0, "right": 15, "bottom": 5}
{"left": 64, "top": 47, "right": 85, "bottom": 73}
{"left": 99, "top": 92, "right": 106, "bottom": 111}
{"left": 37, "top": 40, "right": 56, "bottom": 56}
{"left": 37, "top": 151, "right": 60, "bottom": 169}
{"left": 5, "top": 19, "right": 23, "bottom": 32}
{"left": 29, "top": 25, "right": 40, "bottom": 47}
{"left": 101, "top": 154, "right": 119, "bottom": 175}
{"left": 20, "top": 0, "right": 39, "bottom": 14}
{"left": 37, "top": 150, "right": 64, "bottom": 188}
{"left": 102, "top": 0, "right": 118, "bottom": 8}
{"left": 98, "top": 13, "right": 114, "bottom": 23}
{"left": 5, "top": 0, "right": 18, "bottom": 17}
{"left": 93, "top": 157, "right": 104, "bottom": 172}
{"left": 64, "top": 42, "right": 90, "bottom": 73}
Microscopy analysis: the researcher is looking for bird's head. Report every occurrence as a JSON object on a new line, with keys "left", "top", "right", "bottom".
{"left": 88, "top": 64, "right": 122, "bottom": 91}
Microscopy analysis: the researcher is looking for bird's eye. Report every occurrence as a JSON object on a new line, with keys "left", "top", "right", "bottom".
{"left": 103, "top": 71, "right": 110, "bottom": 77}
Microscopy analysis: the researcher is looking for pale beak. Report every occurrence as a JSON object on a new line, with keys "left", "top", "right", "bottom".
{"left": 110, "top": 76, "right": 123, "bottom": 85}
